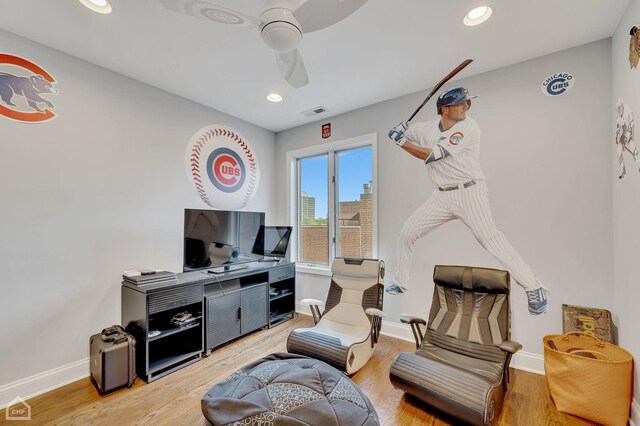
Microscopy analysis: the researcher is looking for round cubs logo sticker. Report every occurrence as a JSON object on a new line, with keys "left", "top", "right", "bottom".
{"left": 541, "top": 72, "right": 574, "bottom": 96}
{"left": 449, "top": 132, "right": 464, "bottom": 145}
{"left": 186, "top": 125, "right": 259, "bottom": 209}
{"left": 0, "top": 53, "right": 59, "bottom": 123}
{"left": 207, "top": 148, "right": 246, "bottom": 193}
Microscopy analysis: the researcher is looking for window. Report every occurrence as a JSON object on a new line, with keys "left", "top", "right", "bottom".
{"left": 287, "top": 134, "right": 377, "bottom": 268}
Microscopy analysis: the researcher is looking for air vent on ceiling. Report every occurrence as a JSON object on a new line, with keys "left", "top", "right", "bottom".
{"left": 301, "top": 106, "right": 328, "bottom": 117}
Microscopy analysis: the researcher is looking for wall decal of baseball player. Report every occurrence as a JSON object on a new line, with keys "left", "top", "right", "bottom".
{"left": 386, "top": 87, "right": 549, "bottom": 315}
{"left": 615, "top": 97, "right": 637, "bottom": 180}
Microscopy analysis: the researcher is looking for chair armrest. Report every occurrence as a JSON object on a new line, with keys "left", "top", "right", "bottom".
{"left": 400, "top": 314, "right": 426, "bottom": 349}
{"left": 301, "top": 298, "right": 325, "bottom": 308}
{"left": 365, "top": 308, "right": 385, "bottom": 317}
{"left": 499, "top": 340, "right": 522, "bottom": 354}
{"left": 400, "top": 315, "right": 426, "bottom": 325}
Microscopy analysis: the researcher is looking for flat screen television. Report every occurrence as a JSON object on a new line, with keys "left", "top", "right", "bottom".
{"left": 251, "top": 226, "right": 293, "bottom": 260}
{"left": 183, "top": 209, "right": 265, "bottom": 272}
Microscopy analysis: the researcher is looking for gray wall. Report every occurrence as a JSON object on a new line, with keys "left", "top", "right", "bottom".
{"left": 276, "top": 39, "right": 613, "bottom": 356}
{"left": 612, "top": 0, "right": 640, "bottom": 399}
{"left": 0, "top": 29, "right": 276, "bottom": 386}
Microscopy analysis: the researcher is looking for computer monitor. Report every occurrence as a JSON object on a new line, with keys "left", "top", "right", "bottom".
{"left": 252, "top": 226, "right": 293, "bottom": 260}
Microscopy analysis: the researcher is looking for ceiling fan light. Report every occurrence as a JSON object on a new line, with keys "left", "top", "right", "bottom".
{"left": 261, "top": 22, "right": 302, "bottom": 52}
{"left": 78, "top": 0, "right": 112, "bottom": 14}
{"left": 464, "top": 6, "right": 493, "bottom": 26}
{"left": 266, "top": 93, "right": 283, "bottom": 103}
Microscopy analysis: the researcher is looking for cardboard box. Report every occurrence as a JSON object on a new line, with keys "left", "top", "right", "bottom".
{"left": 562, "top": 304, "right": 613, "bottom": 343}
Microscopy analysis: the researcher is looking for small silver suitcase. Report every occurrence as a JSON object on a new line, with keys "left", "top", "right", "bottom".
{"left": 90, "top": 325, "right": 136, "bottom": 392}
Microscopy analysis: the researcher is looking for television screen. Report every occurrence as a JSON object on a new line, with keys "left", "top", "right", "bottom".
{"left": 252, "top": 226, "right": 293, "bottom": 259}
{"left": 183, "top": 209, "right": 265, "bottom": 271}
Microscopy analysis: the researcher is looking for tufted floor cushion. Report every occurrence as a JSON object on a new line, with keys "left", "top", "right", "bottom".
{"left": 201, "top": 353, "right": 379, "bottom": 426}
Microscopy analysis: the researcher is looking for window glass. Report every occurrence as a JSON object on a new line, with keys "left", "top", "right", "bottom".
{"left": 298, "top": 155, "right": 329, "bottom": 265}
{"left": 335, "top": 146, "right": 373, "bottom": 259}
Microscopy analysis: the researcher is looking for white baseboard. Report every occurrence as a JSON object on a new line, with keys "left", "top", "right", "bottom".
{"left": 630, "top": 399, "right": 640, "bottom": 426}
{"left": 0, "top": 358, "right": 89, "bottom": 409}
{"left": 509, "top": 350, "right": 545, "bottom": 375}
{"left": 380, "top": 319, "right": 415, "bottom": 343}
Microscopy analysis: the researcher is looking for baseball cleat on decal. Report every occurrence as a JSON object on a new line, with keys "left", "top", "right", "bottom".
{"left": 386, "top": 283, "right": 408, "bottom": 295}
{"left": 526, "top": 287, "right": 549, "bottom": 315}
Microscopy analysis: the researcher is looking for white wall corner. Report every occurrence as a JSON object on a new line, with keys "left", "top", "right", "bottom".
{"left": 0, "top": 358, "right": 89, "bottom": 409}
{"left": 630, "top": 398, "right": 640, "bottom": 426}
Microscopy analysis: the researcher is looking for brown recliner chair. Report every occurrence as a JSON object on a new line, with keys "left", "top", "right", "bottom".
{"left": 389, "top": 265, "right": 522, "bottom": 426}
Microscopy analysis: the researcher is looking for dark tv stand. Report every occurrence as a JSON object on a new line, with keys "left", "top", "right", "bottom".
{"left": 122, "top": 261, "right": 295, "bottom": 382}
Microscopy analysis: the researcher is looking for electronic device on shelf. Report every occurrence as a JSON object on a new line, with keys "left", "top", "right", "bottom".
{"left": 252, "top": 226, "right": 293, "bottom": 262}
{"left": 171, "top": 311, "right": 197, "bottom": 327}
{"left": 183, "top": 209, "right": 265, "bottom": 272}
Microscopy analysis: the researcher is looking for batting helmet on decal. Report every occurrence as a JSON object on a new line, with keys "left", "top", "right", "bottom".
{"left": 436, "top": 87, "right": 477, "bottom": 115}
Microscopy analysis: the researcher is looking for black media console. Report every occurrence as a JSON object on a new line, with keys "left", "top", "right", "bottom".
{"left": 122, "top": 261, "right": 295, "bottom": 382}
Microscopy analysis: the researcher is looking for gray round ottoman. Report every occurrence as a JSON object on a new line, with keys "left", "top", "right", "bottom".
{"left": 201, "top": 353, "right": 379, "bottom": 425}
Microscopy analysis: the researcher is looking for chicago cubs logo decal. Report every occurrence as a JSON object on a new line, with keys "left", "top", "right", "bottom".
{"left": 186, "top": 125, "right": 260, "bottom": 209}
{"left": 0, "top": 53, "right": 59, "bottom": 123}
{"left": 449, "top": 132, "right": 464, "bottom": 145}
{"left": 207, "top": 148, "right": 246, "bottom": 193}
{"left": 541, "top": 72, "right": 574, "bottom": 96}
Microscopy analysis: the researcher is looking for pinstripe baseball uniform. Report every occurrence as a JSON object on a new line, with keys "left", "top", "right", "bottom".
{"left": 393, "top": 116, "right": 543, "bottom": 293}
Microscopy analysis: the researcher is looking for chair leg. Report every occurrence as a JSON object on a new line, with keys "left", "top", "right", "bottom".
{"left": 503, "top": 354, "right": 513, "bottom": 392}
{"left": 370, "top": 317, "right": 382, "bottom": 347}
{"left": 311, "top": 306, "right": 322, "bottom": 325}
{"left": 409, "top": 323, "right": 424, "bottom": 349}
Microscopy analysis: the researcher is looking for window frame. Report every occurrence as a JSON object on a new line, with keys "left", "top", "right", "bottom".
{"left": 286, "top": 133, "right": 378, "bottom": 274}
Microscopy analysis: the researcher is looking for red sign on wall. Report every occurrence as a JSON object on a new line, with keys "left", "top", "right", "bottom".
{"left": 322, "top": 123, "right": 331, "bottom": 139}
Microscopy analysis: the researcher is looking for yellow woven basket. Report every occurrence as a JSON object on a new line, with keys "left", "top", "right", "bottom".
{"left": 543, "top": 332, "right": 633, "bottom": 426}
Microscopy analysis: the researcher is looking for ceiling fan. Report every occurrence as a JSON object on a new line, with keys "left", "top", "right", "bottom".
{"left": 161, "top": 0, "right": 368, "bottom": 88}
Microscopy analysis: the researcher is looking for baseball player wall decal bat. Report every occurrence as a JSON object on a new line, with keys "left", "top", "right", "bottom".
{"left": 388, "top": 59, "right": 473, "bottom": 144}
{"left": 407, "top": 59, "right": 473, "bottom": 123}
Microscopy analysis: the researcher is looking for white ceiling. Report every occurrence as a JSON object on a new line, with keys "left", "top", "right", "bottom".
{"left": 0, "top": 0, "right": 630, "bottom": 132}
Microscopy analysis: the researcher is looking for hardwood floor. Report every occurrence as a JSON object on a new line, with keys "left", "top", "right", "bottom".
{"left": 3, "top": 314, "right": 597, "bottom": 426}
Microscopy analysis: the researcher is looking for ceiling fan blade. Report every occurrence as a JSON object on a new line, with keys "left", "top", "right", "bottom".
{"left": 293, "top": 0, "right": 368, "bottom": 33}
{"left": 275, "top": 50, "right": 309, "bottom": 88}
{"left": 161, "top": 0, "right": 263, "bottom": 28}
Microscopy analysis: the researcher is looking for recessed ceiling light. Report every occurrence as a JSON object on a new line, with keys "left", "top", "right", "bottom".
{"left": 78, "top": 0, "right": 112, "bottom": 14}
{"left": 463, "top": 6, "right": 493, "bottom": 26}
{"left": 266, "top": 93, "right": 283, "bottom": 103}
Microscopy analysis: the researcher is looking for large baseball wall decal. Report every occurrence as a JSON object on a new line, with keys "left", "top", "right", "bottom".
{"left": 186, "top": 125, "right": 260, "bottom": 209}
{"left": 0, "top": 53, "right": 59, "bottom": 123}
